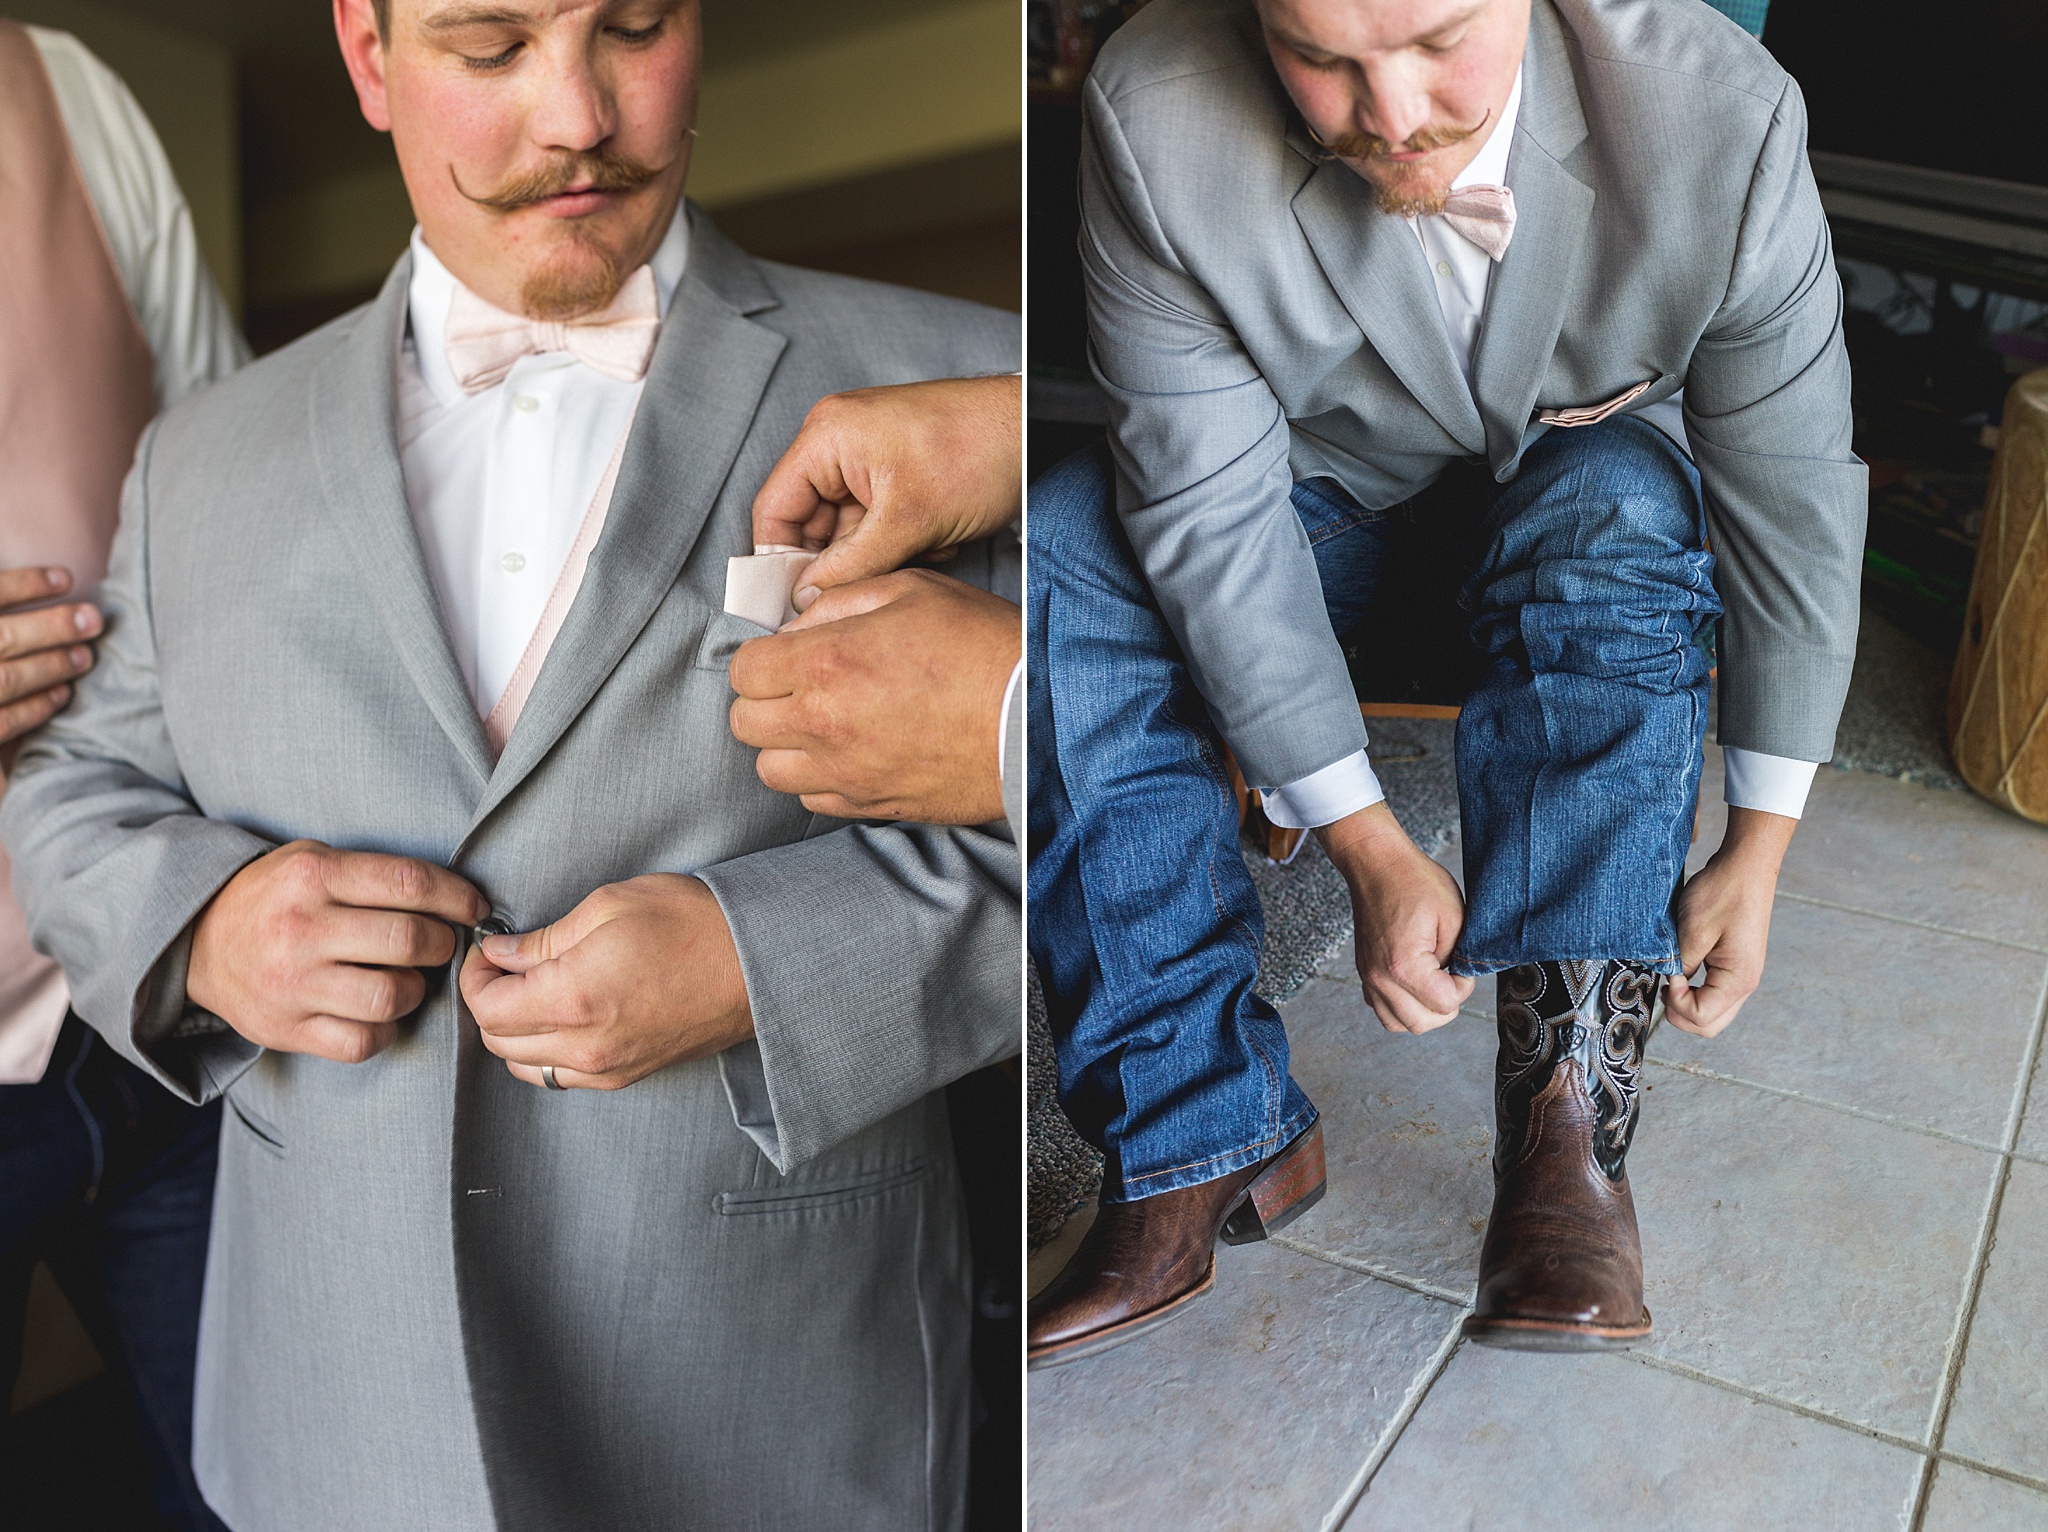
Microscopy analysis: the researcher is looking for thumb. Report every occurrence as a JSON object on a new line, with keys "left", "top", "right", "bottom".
{"left": 781, "top": 571, "right": 914, "bottom": 632}
{"left": 1409, "top": 962, "right": 1475, "bottom": 1017}
{"left": 793, "top": 514, "right": 928, "bottom": 604}
{"left": 1417, "top": 880, "right": 1475, "bottom": 1014}
{"left": 481, "top": 898, "right": 610, "bottom": 972}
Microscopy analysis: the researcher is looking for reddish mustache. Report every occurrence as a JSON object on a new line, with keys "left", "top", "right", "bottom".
{"left": 455, "top": 149, "right": 665, "bottom": 213}
{"left": 1316, "top": 111, "right": 1488, "bottom": 161}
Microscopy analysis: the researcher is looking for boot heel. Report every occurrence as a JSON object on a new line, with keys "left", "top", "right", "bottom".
{"left": 1220, "top": 1121, "right": 1327, "bottom": 1246}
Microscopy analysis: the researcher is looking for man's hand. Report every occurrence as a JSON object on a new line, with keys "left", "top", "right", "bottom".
{"left": 187, "top": 840, "right": 487, "bottom": 1063}
{"left": 750, "top": 375, "right": 1021, "bottom": 607}
{"left": 1665, "top": 805, "right": 1795, "bottom": 1038}
{"left": 1319, "top": 801, "right": 1475, "bottom": 1034}
{"left": 0, "top": 566, "right": 101, "bottom": 757}
{"left": 729, "top": 568, "right": 1019, "bottom": 823}
{"left": 459, "top": 874, "right": 752, "bottom": 1090}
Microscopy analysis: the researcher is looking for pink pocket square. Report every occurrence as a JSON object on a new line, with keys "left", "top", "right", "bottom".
{"left": 1537, "top": 379, "right": 1653, "bottom": 428}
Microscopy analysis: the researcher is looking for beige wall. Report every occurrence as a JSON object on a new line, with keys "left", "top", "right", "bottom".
{"left": 1, "top": 0, "right": 1018, "bottom": 326}
{"left": 245, "top": 0, "right": 1020, "bottom": 314}
{"left": 691, "top": 0, "right": 1018, "bottom": 207}
{"left": 5, "top": 0, "right": 241, "bottom": 312}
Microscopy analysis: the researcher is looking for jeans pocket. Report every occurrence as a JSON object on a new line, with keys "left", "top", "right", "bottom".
{"left": 1291, "top": 475, "right": 1381, "bottom": 545}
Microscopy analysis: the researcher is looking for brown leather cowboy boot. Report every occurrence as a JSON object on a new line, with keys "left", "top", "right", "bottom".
{"left": 1463, "top": 959, "right": 1656, "bottom": 1351}
{"left": 1027, "top": 1120, "right": 1326, "bottom": 1370}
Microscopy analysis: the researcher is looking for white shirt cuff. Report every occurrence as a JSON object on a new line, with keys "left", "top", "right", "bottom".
{"left": 996, "top": 659, "right": 1023, "bottom": 783}
{"left": 1260, "top": 748, "right": 1386, "bottom": 830}
{"left": 1721, "top": 748, "right": 1817, "bottom": 819}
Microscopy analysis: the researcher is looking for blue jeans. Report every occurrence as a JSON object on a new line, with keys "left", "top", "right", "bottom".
{"left": 1029, "top": 419, "right": 1720, "bottom": 1203}
{"left": 2, "top": 1014, "right": 227, "bottom": 1531}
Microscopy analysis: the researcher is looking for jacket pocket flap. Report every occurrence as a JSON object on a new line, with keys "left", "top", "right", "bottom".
{"left": 226, "top": 1095, "right": 287, "bottom": 1156}
{"left": 714, "top": 1160, "right": 927, "bottom": 1215}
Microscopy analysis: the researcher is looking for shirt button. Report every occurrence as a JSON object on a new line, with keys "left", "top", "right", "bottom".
{"left": 512, "top": 394, "right": 539, "bottom": 414}
{"left": 499, "top": 552, "right": 527, "bottom": 574}
{"left": 1436, "top": 260, "right": 1454, "bottom": 277}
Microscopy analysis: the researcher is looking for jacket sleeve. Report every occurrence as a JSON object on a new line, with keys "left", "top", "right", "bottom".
{"left": 695, "top": 530, "right": 1020, "bottom": 1173}
{"left": 1684, "top": 76, "right": 1867, "bottom": 763}
{"left": 0, "top": 423, "right": 269, "bottom": 1103}
{"left": 1078, "top": 75, "right": 1368, "bottom": 790}
{"left": 697, "top": 820, "right": 1019, "bottom": 1173}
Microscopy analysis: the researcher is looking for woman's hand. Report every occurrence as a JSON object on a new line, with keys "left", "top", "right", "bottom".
{"left": 0, "top": 566, "right": 101, "bottom": 759}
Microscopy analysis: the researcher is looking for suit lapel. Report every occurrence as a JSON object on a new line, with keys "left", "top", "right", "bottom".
{"left": 1290, "top": 147, "right": 1485, "bottom": 455}
{"left": 1470, "top": 0, "right": 1595, "bottom": 474}
{"left": 310, "top": 257, "right": 497, "bottom": 788}
{"left": 468, "top": 216, "right": 788, "bottom": 826}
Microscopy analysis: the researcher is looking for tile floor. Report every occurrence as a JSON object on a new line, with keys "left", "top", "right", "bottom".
{"left": 1028, "top": 747, "right": 2048, "bottom": 1530}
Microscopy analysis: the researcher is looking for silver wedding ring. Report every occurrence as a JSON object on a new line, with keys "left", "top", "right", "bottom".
{"left": 541, "top": 1065, "right": 565, "bottom": 1091}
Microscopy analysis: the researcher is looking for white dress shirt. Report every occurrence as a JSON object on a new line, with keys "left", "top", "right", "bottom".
{"left": 397, "top": 212, "right": 689, "bottom": 717}
{"left": 1262, "top": 69, "right": 1815, "bottom": 830}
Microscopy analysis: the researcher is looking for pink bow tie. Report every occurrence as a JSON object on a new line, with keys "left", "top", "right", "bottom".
{"left": 1440, "top": 184, "right": 1518, "bottom": 262}
{"left": 443, "top": 265, "right": 661, "bottom": 394}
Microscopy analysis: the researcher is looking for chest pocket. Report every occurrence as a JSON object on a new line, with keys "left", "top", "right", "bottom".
{"left": 691, "top": 609, "right": 774, "bottom": 674}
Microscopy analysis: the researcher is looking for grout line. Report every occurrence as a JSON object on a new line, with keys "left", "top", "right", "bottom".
{"left": 1996, "top": 964, "right": 2048, "bottom": 1187}
{"left": 1283, "top": 915, "right": 2048, "bottom": 1522}
{"left": 1621, "top": 1349, "right": 1933, "bottom": 1457}
{"left": 1775, "top": 889, "right": 2048, "bottom": 957}
{"left": 1932, "top": 1447, "right": 2048, "bottom": 1498}
{"left": 1908, "top": 964, "right": 2048, "bottom": 1529}
{"left": 1319, "top": 1314, "right": 1467, "bottom": 1532}
{"left": 1269, "top": 1235, "right": 1470, "bottom": 1306}
{"left": 1640, "top": 1058, "right": 2008, "bottom": 1157}
{"left": 1280, "top": 1235, "right": 1944, "bottom": 1468}
{"left": 1904, "top": 1458, "right": 1937, "bottom": 1530}
{"left": 1278, "top": 1220, "right": 2048, "bottom": 1514}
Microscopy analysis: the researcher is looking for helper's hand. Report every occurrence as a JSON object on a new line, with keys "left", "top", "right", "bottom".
{"left": 0, "top": 566, "right": 101, "bottom": 755}
{"left": 728, "top": 568, "right": 1019, "bottom": 824}
{"left": 459, "top": 874, "right": 752, "bottom": 1090}
{"left": 750, "top": 375, "right": 1021, "bottom": 607}
{"left": 1665, "top": 804, "right": 1795, "bottom": 1038}
{"left": 1320, "top": 802, "right": 1475, "bottom": 1034}
{"left": 187, "top": 841, "right": 488, "bottom": 1063}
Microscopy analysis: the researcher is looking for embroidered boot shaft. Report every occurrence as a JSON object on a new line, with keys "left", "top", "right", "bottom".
{"left": 1493, "top": 958, "right": 1655, "bottom": 1181}
{"left": 1464, "top": 958, "right": 1658, "bottom": 1351}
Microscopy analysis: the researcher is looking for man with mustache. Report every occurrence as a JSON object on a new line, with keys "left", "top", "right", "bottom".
{"left": 1028, "top": 0, "right": 1863, "bottom": 1365}
{"left": 1, "top": 1, "right": 1018, "bottom": 1526}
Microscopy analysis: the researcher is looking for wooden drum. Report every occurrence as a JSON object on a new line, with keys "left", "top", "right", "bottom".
{"left": 1948, "top": 368, "right": 2048, "bottom": 823}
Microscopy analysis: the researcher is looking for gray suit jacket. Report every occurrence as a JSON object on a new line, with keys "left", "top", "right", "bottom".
{"left": 2, "top": 213, "right": 1020, "bottom": 1532}
{"left": 1080, "top": 0, "right": 1866, "bottom": 787}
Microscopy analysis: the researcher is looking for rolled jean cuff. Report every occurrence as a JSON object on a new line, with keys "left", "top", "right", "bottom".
{"left": 1103, "top": 1102, "right": 1319, "bottom": 1205}
{"left": 1446, "top": 950, "right": 1684, "bottom": 979}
